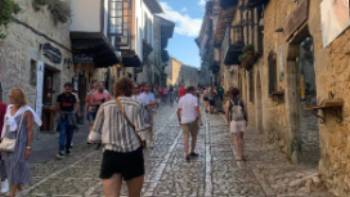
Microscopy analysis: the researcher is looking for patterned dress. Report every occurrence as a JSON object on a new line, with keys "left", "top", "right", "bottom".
{"left": 2, "top": 112, "right": 31, "bottom": 185}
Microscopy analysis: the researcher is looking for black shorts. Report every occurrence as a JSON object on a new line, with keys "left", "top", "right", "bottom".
{"left": 100, "top": 147, "right": 144, "bottom": 181}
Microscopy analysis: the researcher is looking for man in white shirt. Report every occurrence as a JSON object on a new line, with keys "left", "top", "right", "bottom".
{"left": 137, "top": 84, "right": 157, "bottom": 147}
{"left": 177, "top": 86, "right": 202, "bottom": 162}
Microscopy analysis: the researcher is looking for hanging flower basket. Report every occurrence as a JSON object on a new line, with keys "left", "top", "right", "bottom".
{"left": 239, "top": 45, "right": 259, "bottom": 70}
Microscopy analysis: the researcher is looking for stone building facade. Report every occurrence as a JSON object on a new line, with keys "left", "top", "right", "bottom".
{"left": 0, "top": 0, "right": 74, "bottom": 128}
{"left": 199, "top": 0, "right": 350, "bottom": 196}
{"left": 166, "top": 58, "right": 199, "bottom": 87}
{"left": 261, "top": 1, "right": 350, "bottom": 196}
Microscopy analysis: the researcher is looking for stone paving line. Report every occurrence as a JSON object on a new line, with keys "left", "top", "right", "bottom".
{"left": 23, "top": 105, "right": 334, "bottom": 196}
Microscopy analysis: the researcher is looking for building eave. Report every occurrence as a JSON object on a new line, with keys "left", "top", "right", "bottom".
{"left": 144, "top": 0, "right": 163, "bottom": 14}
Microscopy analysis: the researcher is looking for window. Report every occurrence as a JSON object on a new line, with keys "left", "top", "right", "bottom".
{"left": 109, "top": 0, "right": 130, "bottom": 46}
{"left": 268, "top": 51, "right": 277, "bottom": 95}
{"left": 109, "top": 0, "right": 124, "bottom": 35}
{"left": 30, "top": 59, "right": 37, "bottom": 86}
{"left": 249, "top": 70, "right": 254, "bottom": 103}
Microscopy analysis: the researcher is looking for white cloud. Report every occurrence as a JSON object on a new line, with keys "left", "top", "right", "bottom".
{"left": 198, "top": 0, "right": 206, "bottom": 7}
{"left": 159, "top": 2, "right": 202, "bottom": 37}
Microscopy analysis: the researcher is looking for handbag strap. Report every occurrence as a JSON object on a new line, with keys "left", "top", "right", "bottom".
{"left": 116, "top": 98, "right": 143, "bottom": 144}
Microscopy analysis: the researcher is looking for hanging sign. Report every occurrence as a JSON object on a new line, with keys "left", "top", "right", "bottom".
{"left": 42, "top": 43, "right": 62, "bottom": 64}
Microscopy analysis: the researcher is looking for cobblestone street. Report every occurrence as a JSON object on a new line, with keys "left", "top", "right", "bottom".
{"left": 22, "top": 106, "right": 332, "bottom": 197}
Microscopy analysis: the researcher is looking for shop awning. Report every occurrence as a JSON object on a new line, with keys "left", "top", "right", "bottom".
{"left": 71, "top": 32, "right": 119, "bottom": 68}
{"left": 121, "top": 50, "right": 142, "bottom": 67}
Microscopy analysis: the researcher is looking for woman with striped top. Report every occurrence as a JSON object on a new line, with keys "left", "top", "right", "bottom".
{"left": 88, "top": 78, "right": 149, "bottom": 197}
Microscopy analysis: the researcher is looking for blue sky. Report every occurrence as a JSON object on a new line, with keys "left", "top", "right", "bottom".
{"left": 159, "top": 0, "right": 206, "bottom": 68}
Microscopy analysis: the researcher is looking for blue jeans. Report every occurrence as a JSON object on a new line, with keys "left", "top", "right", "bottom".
{"left": 58, "top": 119, "right": 74, "bottom": 153}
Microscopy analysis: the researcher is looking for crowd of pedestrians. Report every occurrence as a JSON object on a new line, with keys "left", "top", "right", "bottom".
{"left": 0, "top": 76, "right": 248, "bottom": 197}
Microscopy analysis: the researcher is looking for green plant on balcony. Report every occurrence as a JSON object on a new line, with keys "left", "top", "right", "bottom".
{"left": 32, "top": 0, "right": 70, "bottom": 25}
{"left": 0, "top": 0, "right": 20, "bottom": 39}
{"left": 238, "top": 44, "right": 259, "bottom": 70}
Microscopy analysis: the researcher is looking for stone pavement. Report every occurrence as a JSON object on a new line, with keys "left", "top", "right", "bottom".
{"left": 22, "top": 105, "right": 333, "bottom": 197}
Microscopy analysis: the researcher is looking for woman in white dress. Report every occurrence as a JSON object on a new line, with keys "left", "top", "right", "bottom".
{"left": 226, "top": 87, "right": 247, "bottom": 161}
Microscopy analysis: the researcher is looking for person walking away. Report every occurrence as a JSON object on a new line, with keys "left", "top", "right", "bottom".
{"left": 226, "top": 87, "right": 247, "bottom": 161}
{"left": 0, "top": 99, "right": 8, "bottom": 194}
{"left": 216, "top": 84, "right": 224, "bottom": 112}
{"left": 168, "top": 86, "right": 175, "bottom": 106}
{"left": 55, "top": 83, "right": 78, "bottom": 159}
{"left": 88, "top": 78, "right": 149, "bottom": 197}
{"left": 177, "top": 86, "right": 201, "bottom": 162}
{"left": 137, "top": 84, "right": 157, "bottom": 148}
{"left": 1, "top": 88, "right": 41, "bottom": 197}
{"left": 203, "top": 87, "right": 210, "bottom": 113}
{"left": 208, "top": 87, "right": 216, "bottom": 113}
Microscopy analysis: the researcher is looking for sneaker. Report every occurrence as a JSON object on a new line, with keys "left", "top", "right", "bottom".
{"left": 65, "top": 150, "right": 71, "bottom": 156}
{"left": 1, "top": 179, "right": 9, "bottom": 194}
{"left": 190, "top": 152, "right": 199, "bottom": 157}
{"left": 56, "top": 152, "right": 65, "bottom": 160}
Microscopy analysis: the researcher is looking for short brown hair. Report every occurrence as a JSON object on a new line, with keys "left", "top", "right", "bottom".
{"left": 115, "top": 78, "right": 133, "bottom": 97}
{"left": 9, "top": 88, "right": 27, "bottom": 107}
{"left": 228, "top": 87, "right": 240, "bottom": 99}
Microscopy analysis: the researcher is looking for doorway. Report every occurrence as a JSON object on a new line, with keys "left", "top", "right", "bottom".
{"left": 41, "top": 65, "right": 60, "bottom": 131}
{"left": 287, "top": 27, "right": 320, "bottom": 167}
{"left": 256, "top": 70, "right": 263, "bottom": 133}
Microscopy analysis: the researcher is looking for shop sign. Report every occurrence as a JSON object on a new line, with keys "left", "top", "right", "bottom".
{"left": 285, "top": 0, "right": 309, "bottom": 40}
{"left": 73, "top": 54, "right": 94, "bottom": 65}
{"left": 42, "top": 43, "right": 62, "bottom": 64}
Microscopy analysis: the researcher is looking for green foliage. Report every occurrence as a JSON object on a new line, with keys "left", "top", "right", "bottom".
{"left": 32, "top": 0, "right": 70, "bottom": 25}
{"left": 0, "top": 0, "right": 20, "bottom": 39}
{"left": 238, "top": 44, "right": 258, "bottom": 70}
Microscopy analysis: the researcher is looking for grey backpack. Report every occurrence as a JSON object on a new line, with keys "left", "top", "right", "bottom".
{"left": 229, "top": 99, "right": 245, "bottom": 121}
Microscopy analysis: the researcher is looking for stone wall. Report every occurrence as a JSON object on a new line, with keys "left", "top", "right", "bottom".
{"left": 313, "top": 8, "right": 350, "bottom": 197}
{"left": 0, "top": 0, "right": 73, "bottom": 106}
{"left": 261, "top": 0, "right": 350, "bottom": 196}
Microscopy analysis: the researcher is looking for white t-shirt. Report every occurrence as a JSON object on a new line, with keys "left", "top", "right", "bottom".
{"left": 178, "top": 93, "right": 199, "bottom": 124}
{"left": 137, "top": 92, "right": 156, "bottom": 106}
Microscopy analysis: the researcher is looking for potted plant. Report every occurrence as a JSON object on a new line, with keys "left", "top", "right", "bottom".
{"left": 238, "top": 44, "right": 258, "bottom": 70}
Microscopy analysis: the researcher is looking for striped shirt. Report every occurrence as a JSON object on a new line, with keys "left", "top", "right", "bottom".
{"left": 90, "top": 97, "right": 149, "bottom": 152}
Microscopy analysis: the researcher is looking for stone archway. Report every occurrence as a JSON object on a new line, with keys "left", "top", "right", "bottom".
{"left": 285, "top": 25, "right": 320, "bottom": 166}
